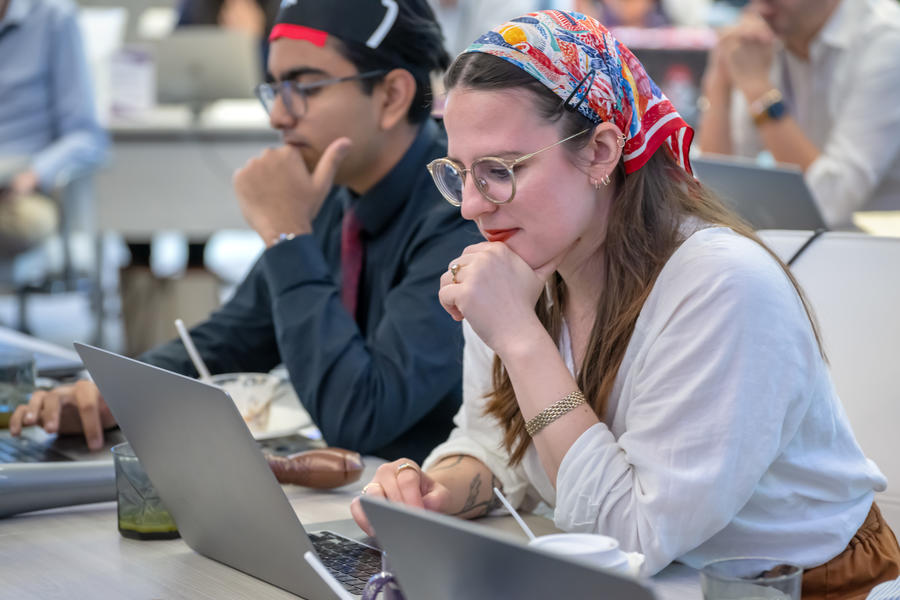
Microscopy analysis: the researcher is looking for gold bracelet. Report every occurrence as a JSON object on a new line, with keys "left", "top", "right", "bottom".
{"left": 525, "top": 391, "right": 587, "bottom": 437}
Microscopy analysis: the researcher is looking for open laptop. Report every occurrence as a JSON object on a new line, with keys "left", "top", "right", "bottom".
{"left": 154, "top": 26, "right": 260, "bottom": 106}
{"left": 0, "top": 329, "right": 100, "bottom": 464}
{"left": 74, "top": 343, "right": 380, "bottom": 600}
{"left": 693, "top": 154, "right": 827, "bottom": 231}
{"left": 0, "top": 427, "right": 124, "bottom": 463}
{"left": 361, "top": 496, "right": 658, "bottom": 600}
{"left": 0, "top": 342, "right": 84, "bottom": 381}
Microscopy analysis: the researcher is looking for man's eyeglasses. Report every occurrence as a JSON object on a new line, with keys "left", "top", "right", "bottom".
{"left": 255, "top": 70, "right": 387, "bottom": 119}
{"left": 426, "top": 128, "right": 591, "bottom": 207}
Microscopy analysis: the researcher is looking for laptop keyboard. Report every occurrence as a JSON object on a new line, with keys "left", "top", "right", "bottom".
{"left": 309, "top": 531, "right": 383, "bottom": 596}
{"left": 0, "top": 436, "right": 72, "bottom": 463}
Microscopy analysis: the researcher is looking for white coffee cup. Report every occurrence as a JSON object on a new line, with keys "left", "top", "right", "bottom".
{"left": 528, "top": 533, "right": 645, "bottom": 576}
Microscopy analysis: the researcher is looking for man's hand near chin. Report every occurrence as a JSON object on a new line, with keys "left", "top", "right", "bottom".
{"left": 9, "top": 380, "right": 117, "bottom": 451}
{"left": 233, "top": 137, "right": 352, "bottom": 247}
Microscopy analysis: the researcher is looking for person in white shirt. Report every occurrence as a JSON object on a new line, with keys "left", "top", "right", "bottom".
{"left": 697, "top": 0, "right": 900, "bottom": 229}
{"left": 350, "top": 9, "right": 900, "bottom": 597}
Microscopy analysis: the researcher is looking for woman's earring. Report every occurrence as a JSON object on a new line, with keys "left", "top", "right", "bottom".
{"left": 617, "top": 135, "right": 626, "bottom": 149}
{"left": 590, "top": 178, "right": 601, "bottom": 190}
{"left": 601, "top": 174, "right": 611, "bottom": 186}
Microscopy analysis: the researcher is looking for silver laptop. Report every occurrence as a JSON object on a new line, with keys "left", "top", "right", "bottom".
{"left": 693, "top": 154, "right": 827, "bottom": 231}
{"left": 361, "top": 496, "right": 659, "bottom": 600}
{"left": 154, "top": 26, "right": 260, "bottom": 106}
{"left": 74, "top": 343, "right": 380, "bottom": 600}
{"left": 0, "top": 427, "right": 124, "bottom": 516}
{"left": 0, "top": 330, "right": 110, "bottom": 465}
{"left": 0, "top": 342, "right": 84, "bottom": 381}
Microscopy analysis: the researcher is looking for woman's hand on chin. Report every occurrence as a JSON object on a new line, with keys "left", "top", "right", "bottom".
{"left": 438, "top": 241, "right": 562, "bottom": 354}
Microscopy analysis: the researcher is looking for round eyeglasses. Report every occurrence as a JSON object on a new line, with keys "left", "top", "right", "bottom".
{"left": 426, "top": 128, "right": 591, "bottom": 207}
{"left": 255, "top": 70, "right": 387, "bottom": 119}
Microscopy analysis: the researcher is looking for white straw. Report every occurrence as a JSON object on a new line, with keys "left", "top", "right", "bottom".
{"left": 493, "top": 486, "right": 536, "bottom": 541}
{"left": 303, "top": 551, "right": 355, "bottom": 600}
{"left": 174, "top": 319, "right": 212, "bottom": 383}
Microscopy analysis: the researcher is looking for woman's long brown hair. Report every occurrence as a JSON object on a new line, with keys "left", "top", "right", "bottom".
{"left": 445, "top": 52, "right": 824, "bottom": 465}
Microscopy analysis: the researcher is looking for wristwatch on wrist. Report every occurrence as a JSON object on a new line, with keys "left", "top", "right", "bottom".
{"left": 271, "top": 232, "right": 297, "bottom": 246}
{"left": 749, "top": 89, "right": 787, "bottom": 127}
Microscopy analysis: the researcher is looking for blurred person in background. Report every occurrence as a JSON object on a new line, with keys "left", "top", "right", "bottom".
{"left": 574, "top": 0, "right": 669, "bottom": 27}
{"left": 697, "top": 0, "right": 900, "bottom": 228}
{"left": 0, "top": 0, "right": 107, "bottom": 263}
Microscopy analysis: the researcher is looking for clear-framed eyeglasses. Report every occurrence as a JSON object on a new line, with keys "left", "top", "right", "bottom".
{"left": 254, "top": 70, "right": 387, "bottom": 119}
{"left": 426, "top": 128, "right": 591, "bottom": 207}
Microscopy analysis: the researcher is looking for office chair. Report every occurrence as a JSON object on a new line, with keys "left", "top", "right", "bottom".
{"left": 9, "top": 168, "right": 108, "bottom": 346}
{"left": 759, "top": 230, "right": 900, "bottom": 531}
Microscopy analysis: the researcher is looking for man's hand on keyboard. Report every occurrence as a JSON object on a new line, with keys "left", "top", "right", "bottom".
{"left": 8, "top": 380, "right": 117, "bottom": 451}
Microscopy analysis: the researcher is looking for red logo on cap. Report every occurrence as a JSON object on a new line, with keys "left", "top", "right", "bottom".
{"left": 269, "top": 23, "right": 328, "bottom": 46}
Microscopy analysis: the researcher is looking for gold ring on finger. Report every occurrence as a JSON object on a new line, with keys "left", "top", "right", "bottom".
{"left": 395, "top": 462, "right": 418, "bottom": 476}
{"left": 361, "top": 482, "right": 382, "bottom": 495}
{"left": 449, "top": 263, "right": 460, "bottom": 284}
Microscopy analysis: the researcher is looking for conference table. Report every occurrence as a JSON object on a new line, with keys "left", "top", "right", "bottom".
{"left": 1, "top": 454, "right": 702, "bottom": 599}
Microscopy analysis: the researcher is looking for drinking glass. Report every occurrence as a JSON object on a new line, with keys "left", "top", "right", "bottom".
{"left": 0, "top": 350, "right": 36, "bottom": 429}
{"left": 111, "top": 442, "right": 179, "bottom": 540}
{"left": 701, "top": 557, "right": 802, "bottom": 600}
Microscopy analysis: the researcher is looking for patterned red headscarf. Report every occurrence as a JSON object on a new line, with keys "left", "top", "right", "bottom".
{"left": 465, "top": 10, "right": 693, "bottom": 175}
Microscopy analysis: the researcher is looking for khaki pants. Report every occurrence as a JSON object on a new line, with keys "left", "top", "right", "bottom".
{"left": 0, "top": 192, "right": 58, "bottom": 258}
{"left": 803, "top": 503, "right": 900, "bottom": 599}
{"left": 119, "top": 266, "right": 221, "bottom": 357}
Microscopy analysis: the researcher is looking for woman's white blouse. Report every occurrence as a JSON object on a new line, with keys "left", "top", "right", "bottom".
{"left": 423, "top": 227, "right": 886, "bottom": 575}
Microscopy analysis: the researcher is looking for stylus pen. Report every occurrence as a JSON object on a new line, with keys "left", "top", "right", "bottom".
{"left": 174, "top": 318, "right": 212, "bottom": 382}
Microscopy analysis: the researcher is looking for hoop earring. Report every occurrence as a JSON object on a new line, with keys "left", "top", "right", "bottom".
{"left": 617, "top": 135, "right": 626, "bottom": 149}
{"left": 601, "top": 174, "right": 611, "bottom": 186}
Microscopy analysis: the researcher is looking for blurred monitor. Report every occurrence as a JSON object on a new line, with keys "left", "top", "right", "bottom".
{"left": 154, "top": 26, "right": 260, "bottom": 106}
{"left": 693, "top": 154, "right": 827, "bottom": 231}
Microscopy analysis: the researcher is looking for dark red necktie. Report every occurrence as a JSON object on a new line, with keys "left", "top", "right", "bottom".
{"left": 340, "top": 206, "right": 364, "bottom": 319}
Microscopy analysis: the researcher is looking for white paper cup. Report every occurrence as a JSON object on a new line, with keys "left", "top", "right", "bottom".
{"left": 210, "top": 372, "right": 280, "bottom": 433}
{"left": 528, "top": 533, "right": 644, "bottom": 576}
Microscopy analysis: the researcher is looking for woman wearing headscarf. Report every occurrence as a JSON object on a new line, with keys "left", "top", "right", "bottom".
{"left": 351, "top": 10, "right": 899, "bottom": 597}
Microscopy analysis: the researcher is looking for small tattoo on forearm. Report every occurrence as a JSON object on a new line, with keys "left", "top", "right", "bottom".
{"left": 452, "top": 473, "right": 504, "bottom": 518}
